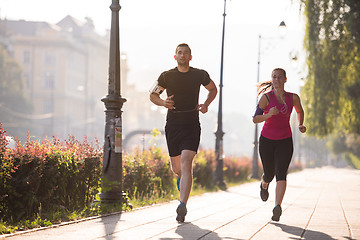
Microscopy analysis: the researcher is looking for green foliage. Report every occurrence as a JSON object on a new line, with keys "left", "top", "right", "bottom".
{"left": 326, "top": 131, "right": 347, "bottom": 154}
{"left": 122, "top": 145, "right": 253, "bottom": 202}
{"left": 301, "top": 0, "right": 360, "bottom": 136}
{"left": 344, "top": 152, "right": 360, "bottom": 170}
{"left": 193, "top": 150, "right": 214, "bottom": 188}
{"left": 223, "top": 155, "right": 252, "bottom": 183}
{"left": 0, "top": 46, "right": 32, "bottom": 140}
{"left": 326, "top": 131, "right": 360, "bottom": 167}
{"left": 123, "top": 146, "right": 174, "bottom": 199}
{"left": 0, "top": 125, "right": 102, "bottom": 225}
{"left": 0, "top": 220, "right": 18, "bottom": 234}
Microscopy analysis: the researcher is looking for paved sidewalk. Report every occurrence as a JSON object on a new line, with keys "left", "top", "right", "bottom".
{"left": 2, "top": 167, "right": 360, "bottom": 240}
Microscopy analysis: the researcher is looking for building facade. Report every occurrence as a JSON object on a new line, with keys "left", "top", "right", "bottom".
{"left": 0, "top": 16, "right": 166, "bottom": 149}
{"left": 0, "top": 16, "right": 110, "bottom": 141}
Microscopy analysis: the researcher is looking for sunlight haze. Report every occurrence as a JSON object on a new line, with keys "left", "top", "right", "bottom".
{"left": 1, "top": 0, "right": 306, "bottom": 156}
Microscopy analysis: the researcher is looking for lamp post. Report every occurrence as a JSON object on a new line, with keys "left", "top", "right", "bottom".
{"left": 251, "top": 34, "right": 262, "bottom": 180}
{"left": 100, "top": 0, "right": 127, "bottom": 203}
{"left": 214, "top": 0, "right": 227, "bottom": 190}
{"left": 251, "top": 21, "right": 287, "bottom": 179}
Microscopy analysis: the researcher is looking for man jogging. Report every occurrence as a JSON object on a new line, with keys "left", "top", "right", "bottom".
{"left": 149, "top": 43, "right": 217, "bottom": 222}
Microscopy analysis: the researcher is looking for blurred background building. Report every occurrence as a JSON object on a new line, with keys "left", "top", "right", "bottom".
{"left": 0, "top": 16, "right": 166, "bottom": 151}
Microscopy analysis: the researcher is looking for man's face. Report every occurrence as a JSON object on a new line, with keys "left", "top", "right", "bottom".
{"left": 174, "top": 46, "right": 192, "bottom": 65}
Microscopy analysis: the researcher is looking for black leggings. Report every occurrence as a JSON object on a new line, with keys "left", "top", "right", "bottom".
{"left": 259, "top": 135, "right": 293, "bottom": 182}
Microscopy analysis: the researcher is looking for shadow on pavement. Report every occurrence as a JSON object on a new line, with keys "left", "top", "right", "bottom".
{"left": 273, "top": 222, "right": 336, "bottom": 240}
{"left": 101, "top": 213, "right": 122, "bottom": 240}
{"left": 160, "top": 222, "right": 222, "bottom": 240}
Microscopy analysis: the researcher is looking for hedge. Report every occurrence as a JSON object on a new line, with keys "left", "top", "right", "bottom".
{"left": 0, "top": 123, "right": 253, "bottom": 226}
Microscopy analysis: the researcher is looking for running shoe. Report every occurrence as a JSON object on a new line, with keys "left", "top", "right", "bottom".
{"left": 176, "top": 176, "right": 180, "bottom": 191}
{"left": 271, "top": 204, "right": 282, "bottom": 221}
{"left": 176, "top": 201, "right": 187, "bottom": 223}
{"left": 260, "top": 181, "right": 269, "bottom": 201}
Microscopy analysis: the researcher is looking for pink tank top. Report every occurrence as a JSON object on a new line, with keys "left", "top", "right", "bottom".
{"left": 261, "top": 90, "right": 293, "bottom": 140}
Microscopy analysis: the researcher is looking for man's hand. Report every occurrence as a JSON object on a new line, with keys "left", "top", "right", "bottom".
{"left": 198, "top": 104, "right": 208, "bottom": 114}
{"left": 164, "top": 95, "right": 175, "bottom": 109}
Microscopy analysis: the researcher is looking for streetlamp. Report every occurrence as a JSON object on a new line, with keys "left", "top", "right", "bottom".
{"left": 214, "top": 0, "right": 227, "bottom": 190}
{"left": 251, "top": 21, "right": 287, "bottom": 179}
{"left": 100, "top": 0, "right": 127, "bottom": 204}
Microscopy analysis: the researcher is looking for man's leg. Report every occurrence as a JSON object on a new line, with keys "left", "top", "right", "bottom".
{"left": 170, "top": 155, "right": 181, "bottom": 178}
{"left": 179, "top": 150, "right": 196, "bottom": 204}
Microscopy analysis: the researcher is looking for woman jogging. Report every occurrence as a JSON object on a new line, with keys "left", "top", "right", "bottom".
{"left": 252, "top": 68, "right": 306, "bottom": 222}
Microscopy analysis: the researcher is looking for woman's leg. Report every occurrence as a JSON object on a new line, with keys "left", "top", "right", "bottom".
{"left": 274, "top": 137, "right": 293, "bottom": 206}
{"left": 259, "top": 135, "right": 276, "bottom": 187}
{"left": 275, "top": 180, "right": 286, "bottom": 206}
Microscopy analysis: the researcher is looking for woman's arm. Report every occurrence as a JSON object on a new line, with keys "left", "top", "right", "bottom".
{"left": 293, "top": 93, "right": 306, "bottom": 133}
{"left": 252, "top": 94, "right": 278, "bottom": 123}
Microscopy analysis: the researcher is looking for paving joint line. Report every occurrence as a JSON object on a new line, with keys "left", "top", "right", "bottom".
{"left": 338, "top": 186, "right": 353, "bottom": 240}
{"left": 299, "top": 186, "right": 322, "bottom": 240}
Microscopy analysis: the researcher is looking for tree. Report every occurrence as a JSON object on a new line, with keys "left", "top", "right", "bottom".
{"left": 301, "top": 0, "right": 360, "bottom": 136}
{"left": 300, "top": 0, "right": 360, "bottom": 168}
{"left": 0, "top": 45, "right": 31, "bottom": 140}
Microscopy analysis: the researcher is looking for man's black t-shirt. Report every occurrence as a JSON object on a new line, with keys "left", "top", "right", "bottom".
{"left": 157, "top": 67, "right": 211, "bottom": 124}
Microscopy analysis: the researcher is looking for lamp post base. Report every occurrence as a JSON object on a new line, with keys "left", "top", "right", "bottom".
{"left": 100, "top": 191, "right": 131, "bottom": 209}
{"left": 213, "top": 159, "right": 227, "bottom": 190}
{"left": 100, "top": 191, "right": 125, "bottom": 203}
{"left": 217, "top": 180, "right": 227, "bottom": 191}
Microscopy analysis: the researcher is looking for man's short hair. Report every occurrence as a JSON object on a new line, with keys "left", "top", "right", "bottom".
{"left": 175, "top": 43, "right": 191, "bottom": 55}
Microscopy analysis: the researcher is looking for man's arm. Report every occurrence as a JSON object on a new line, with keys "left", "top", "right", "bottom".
{"left": 149, "top": 84, "right": 175, "bottom": 109}
{"left": 198, "top": 80, "right": 217, "bottom": 114}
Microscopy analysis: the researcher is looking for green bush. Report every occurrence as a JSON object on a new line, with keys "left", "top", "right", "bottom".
{"left": 0, "top": 124, "right": 102, "bottom": 223}
{"left": 223, "top": 155, "right": 251, "bottom": 183}
{"left": 0, "top": 123, "right": 254, "bottom": 233}
{"left": 193, "top": 150, "right": 215, "bottom": 188}
{"left": 344, "top": 152, "right": 360, "bottom": 170}
{"left": 123, "top": 146, "right": 174, "bottom": 199}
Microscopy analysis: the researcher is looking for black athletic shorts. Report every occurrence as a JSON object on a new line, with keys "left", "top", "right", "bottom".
{"left": 165, "top": 122, "right": 201, "bottom": 157}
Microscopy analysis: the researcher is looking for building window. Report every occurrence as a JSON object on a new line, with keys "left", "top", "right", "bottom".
{"left": 43, "top": 71, "right": 56, "bottom": 89}
{"left": 44, "top": 53, "right": 56, "bottom": 66}
{"left": 44, "top": 100, "right": 54, "bottom": 114}
{"left": 23, "top": 51, "right": 31, "bottom": 64}
{"left": 24, "top": 72, "right": 31, "bottom": 89}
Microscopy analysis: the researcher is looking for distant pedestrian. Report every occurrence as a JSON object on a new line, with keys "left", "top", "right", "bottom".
{"left": 149, "top": 43, "right": 217, "bottom": 222}
{"left": 252, "top": 68, "right": 306, "bottom": 221}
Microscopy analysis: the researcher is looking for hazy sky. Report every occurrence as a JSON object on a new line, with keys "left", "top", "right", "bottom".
{"left": 1, "top": 0, "right": 306, "bottom": 119}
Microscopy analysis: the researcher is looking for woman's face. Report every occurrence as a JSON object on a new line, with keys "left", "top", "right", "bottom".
{"left": 271, "top": 70, "right": 287, "bottom": 89}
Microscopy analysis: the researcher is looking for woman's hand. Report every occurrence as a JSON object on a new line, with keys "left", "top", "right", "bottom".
{"left": 268, "top": 106, "right": 279, "bottom": 116}
{"left": 299, "top": 125, "right": 307, "bottom": 133}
